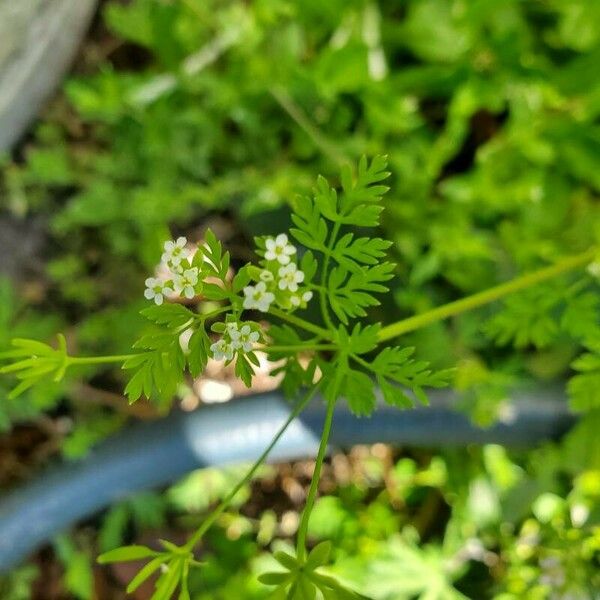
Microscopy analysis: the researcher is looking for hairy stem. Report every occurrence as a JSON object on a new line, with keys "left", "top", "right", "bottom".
{"left": 184, "top": 384, "right": 320, "bottom": 552}
{"left": 296, "top": 361, "right": 343, "bottom": 560}
{"left": 378, "top": 247, "right": 597, "bottom": 343}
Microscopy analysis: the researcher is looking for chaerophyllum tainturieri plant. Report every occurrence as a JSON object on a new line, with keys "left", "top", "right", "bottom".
{"left": 1, "top": 156, "right": 599, "bottom": 599}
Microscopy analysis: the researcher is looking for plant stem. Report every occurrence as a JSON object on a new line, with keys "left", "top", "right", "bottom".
{"left": 319, "top": 222, "right": 341, "bottom": 332}
{"left": 378, "top": 247, "right": 597, "bottom": 343}
{"left": 269, "top": 307, "right": 333, "bottom": 340}
{"left": 296, "top": 361, "right": 343, "bottom": 560}
{"left": 184, "top": 384, "right": 320, "bottom": 552}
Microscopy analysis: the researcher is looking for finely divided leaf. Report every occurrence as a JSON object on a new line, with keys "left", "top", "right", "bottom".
{"left": 331, "top": 234, "right": 392, "bottom": 272}
{"left": 328, "top": 263, "right": 395, "bottom": 324}
{"left": 342, "top": 368, "right": 377, "bottom": 416}
{"left": 141, "top": 304, "right": 194, "bottom": 328}
{"left": 290, "top": 196, "right": 329, "bottom": 252}
{"left": 370, "top": 346, "right": 453, "bottom": 408}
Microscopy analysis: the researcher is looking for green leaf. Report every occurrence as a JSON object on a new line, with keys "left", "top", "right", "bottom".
{"left": 201, "top": 228, "right": 230, "bottom": 280}
{"left": 300, "top": 251, "right": 318, "bottom": 283}
{"left": 305, "top": 541, "right": 332, "bottom": 570}
{"left": 568, "top": 334, "right": 600, "bottom": 412}
{"left": 258, "top": 572, "right": 292, "bottom": 585}
{"left": 339, "top": 155, "right": 390, "bottom": 216}
{"left": 297, "top": 575, "right": 317, "bottom": 600}
{"left": 0, "top": 336, "right": 71, "bottom": 398}
{"left": 234, "top": 353, "right": 256, "bottom": 387}
{"left": 140, "top": 304, "right": 194, "bottom": 328}
{"left": 331, "top": 234, "right": 392, "bottom": 272}
{"left": 98, "top": 545, "right": 157, "bottom": 564}
{"left": 328, "top": 263, "right": 395, "bottom": 324}
{"left": 127, "top": 557, "right": 165, "bottom": 593}
{"left": 368, "top": 346, "right": 453, "bottom": 408}
{"left": 568, "top": 371, "right": 600, "bottom": 412}
{"left": 484, "top": 286, "right": 561, "bottom": 349}
{"left": 187, "top": 328, "right": 209, "bottom": 377}
{"left": 290, "top": 197, "right": 328, "bottom": 252}
{"left": 125, "top": 331, "right": 186, "bottom": 403}
{"left": 561, "top": 292, "right": 599, "bottom": 339}
{"left": 342, "top": 368, "right": 377, "bottom": 416}
{"left": 339, "top": 323, "right": 380, "bottom": 354}
{"left": 152, "top": 558, "right": 184, "bottom": 600}
{"left": 232, "top": 265, "right": 252, "bottom": 293}
{"left": 274, "top": 550, "right": 299, "bottom": 571}
{"left": 378, "top": 374, "right": 413, "bottom": 409}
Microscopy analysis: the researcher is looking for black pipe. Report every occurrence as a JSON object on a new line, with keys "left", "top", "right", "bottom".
{"left": 0, "top": 388, "right": 574, "bottom": 572}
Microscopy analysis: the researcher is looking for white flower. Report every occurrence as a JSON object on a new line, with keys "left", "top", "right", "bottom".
{"left": 173, "top": 267, "right": 199, "bottom": 299}
{"left": 162, "top": 236, "right": 190, "bottom": 267}
{"left": 210, "top": 338, "right": 234, "bottom": 362}
{"left": 265, "top": 233, "right": 296, "bottom": 265}
{"left": 243, "top": 281, "right": 275, "bottom": 312}
{"left": 278, "top": 263, "right": 305, "bottom": 292}
{"left": 290, "top": 290, "right": 313, "bottom": 307}
{"left": 260, "top": 269, "right": 274, "bottom": 282}
{"left": 144, "top": 277, "right": 173, "bottom": 306}
{"left": 229, "top": 324, "right": 260, "bottom": 352}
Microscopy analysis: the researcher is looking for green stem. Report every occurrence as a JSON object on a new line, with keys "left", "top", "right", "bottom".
{"left": 296, "top": 360, "right": 343, "bottom": 560}
{"left": 269, "top": 307, "right": 333, "bottom": 340}
{"left": 319, "top": 222, "right": 341, "bottom": 332}
{"left": 350, "top": 353, "right": 371, "bottom": 371}
{"left": 58, "top": 306, "right": 232, "bottom": 369}
{"left": 184, "top": 384, "right": 320, "bottom": 552}
{"left": 378, "top": 247, "right": 597, "bottom": 343}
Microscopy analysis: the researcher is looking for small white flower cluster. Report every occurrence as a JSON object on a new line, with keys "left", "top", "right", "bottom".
{"left": 144, "top": 237, "right": 200, "bottom": 305}
{"left": 210, "top": 322, "right": 261, "bottom": 362}
{"left": 243, "top": 234, "right": 313, "bottom": 312}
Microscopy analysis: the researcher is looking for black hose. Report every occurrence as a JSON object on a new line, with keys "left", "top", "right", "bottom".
{"left": 0, "top": 388, "right": 573, "bottom": 572}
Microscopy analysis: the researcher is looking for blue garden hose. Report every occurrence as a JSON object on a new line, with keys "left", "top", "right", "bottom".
{"left": 0, "top": 388, "right": 574, "bottom": 572}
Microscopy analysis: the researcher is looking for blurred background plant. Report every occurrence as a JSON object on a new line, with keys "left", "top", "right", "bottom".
{"left": 0, "top": 0, "right": 599, "bottom": 597}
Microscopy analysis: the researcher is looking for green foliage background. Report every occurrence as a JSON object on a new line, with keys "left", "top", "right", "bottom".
{"left": 1, "top": 0, "right": 599, "bottom": 597}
